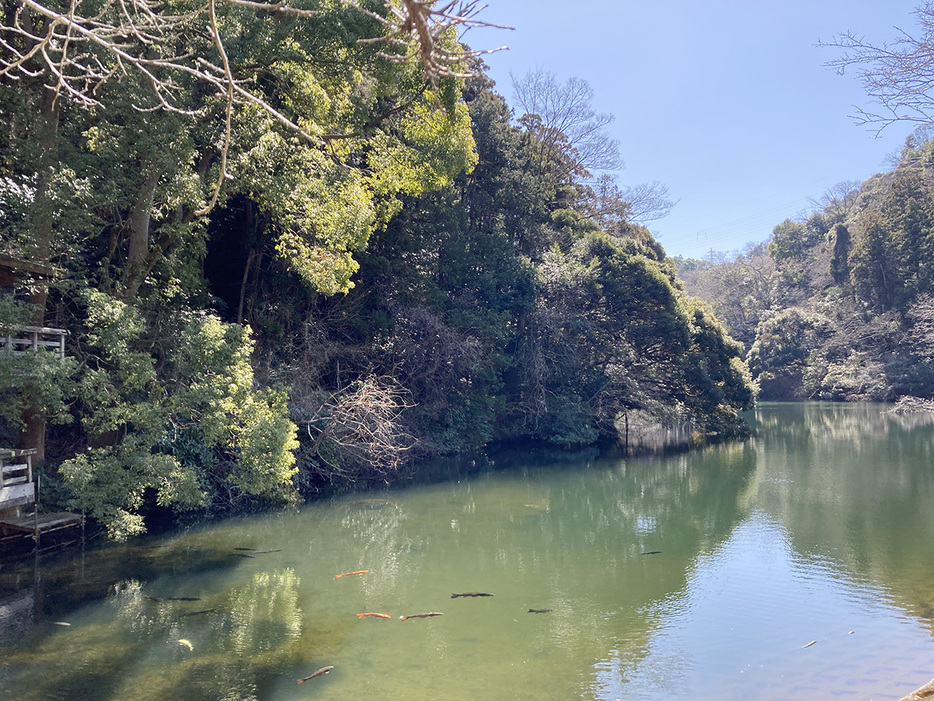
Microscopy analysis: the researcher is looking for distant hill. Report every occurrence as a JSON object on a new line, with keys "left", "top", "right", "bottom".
{"left": 676, "top": 128, "right": 934, "bottom": 402}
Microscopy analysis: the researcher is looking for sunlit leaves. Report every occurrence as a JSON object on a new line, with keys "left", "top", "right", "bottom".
{"left": 60, "top": 294, "right": 299, "bottom": 539}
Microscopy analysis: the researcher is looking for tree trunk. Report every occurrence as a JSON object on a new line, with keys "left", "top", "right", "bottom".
{"left": 122, "top": 171, "right": 160, "bottom": 301}
{"left": 26, "top": 87, "right": 61, "bottom": 324}
{"left": 20, "top": 87, "right": 61, "bottom": 462}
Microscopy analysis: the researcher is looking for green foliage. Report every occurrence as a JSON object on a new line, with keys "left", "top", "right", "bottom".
{"left": 505, "top": 232, "right": 751, "bottom": 445}
{"left": 688, "top": 136, "right": 934, "bottom": 403}
{"left": 60, "top": 292, "right": 298, "bottom": 540}
{"left": 2, "top": 34, "right": 758, "bottom": 533}
{"left": 0, "top": 296, "right": 77, "bottom": 443}
{"left": 747, "top": 308, "right": 833, "bottom": 395}
{"left": 769, "top": 219, "right": 819, "bottom": 263}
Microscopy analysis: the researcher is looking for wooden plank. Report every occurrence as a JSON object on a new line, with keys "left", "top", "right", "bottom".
{"left": 1, "top": 471, "right": 29, "bottom": 479}
{"left": 2, "top": 463, "right": 29, "bottom": 475}
{"left": 0, "top": 482, "right": 34, "bottom": 508}
{"left": 0, "top": 448, "right": 37, "bottom": 458}
{"left": 0, "top": 511, "right": 82, "bottom": 533}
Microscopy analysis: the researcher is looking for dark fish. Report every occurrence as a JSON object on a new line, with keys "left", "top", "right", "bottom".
{"left": 233, "top": 547, "right": 255, "bottom": 551}
{"left": 400, "top": 612, "right": 443, "bottom": 620}
{"left": 252, "top": 549, "right": 281, "bottom": 554}
{"left": 297, "top": 665, "right": 334, "bottom": 684}
{"left": 144, "top": 596, "right": 202, "bottom": 602}
{"left": 528, "top": 608, "right": 553, "bottom": 614}
{"left": 451, "top": 592, "right": 493, "bottom": 598}
{"left": 641, "top": 551, "right": 662, "bottom": 555}
{"left": 182, "top": 608, "right": 217, "bottom": 618}
{"left": 233, "top": 553, "right": 256, "bottom": 558}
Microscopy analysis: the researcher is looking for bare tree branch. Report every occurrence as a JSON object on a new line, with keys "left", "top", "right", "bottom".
{"left": 344, "top": 0, "right": 509, "bottom": 80}
{"left": 511, "top": 69, "right": 622, "bottom": 179}
{"left": 820, "top": 3, "right": 934, "bottom": 134}
{"left": 1, "top": 0, "right": 506, "bottom": 212}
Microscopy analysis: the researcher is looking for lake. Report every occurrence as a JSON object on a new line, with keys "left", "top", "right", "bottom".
{"left": 1, "top": 402, "right": 933, "bottom": 700}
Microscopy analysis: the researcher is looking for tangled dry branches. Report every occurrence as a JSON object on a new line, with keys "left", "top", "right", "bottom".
{"left": 297, "top": 375, "right": 419, "bottom": 481}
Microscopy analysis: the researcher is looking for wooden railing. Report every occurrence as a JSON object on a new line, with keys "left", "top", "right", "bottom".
{"left": 0, "top": 325, "right": 67, "bottom": 359}
{"left": 0, "top": 449, "right": 36, "bottom": 510}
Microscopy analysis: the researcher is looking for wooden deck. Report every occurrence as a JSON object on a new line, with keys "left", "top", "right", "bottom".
{"left": 0, "top": 449, "right": 84, "bottom": 557}
{"left": 0, "top": 511, "right": 84, "bottom": 535}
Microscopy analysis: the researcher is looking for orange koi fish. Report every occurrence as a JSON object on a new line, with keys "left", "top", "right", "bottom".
{"left": 400, "top": 612, "right": 443, "bottom": 620}
{"left": 356, "top": 612, "right": 392, "bottom": 619}
{"left": 336, "top": 569, "right": 369, "bottom": 578}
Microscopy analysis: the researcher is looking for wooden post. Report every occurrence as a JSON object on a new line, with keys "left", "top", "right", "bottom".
{"left": 33, "top": 462, "right": 39, "bottom": 552}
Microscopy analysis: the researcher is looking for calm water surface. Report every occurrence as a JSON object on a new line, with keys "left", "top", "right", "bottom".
{"left": 1, "top": 403, "right": 933, "bottom": 700}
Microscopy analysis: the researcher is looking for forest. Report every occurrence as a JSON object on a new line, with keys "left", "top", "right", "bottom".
{"left": 0, "top": 0, "right": 756, "bottom": 539}
{"left": 678, "top": 128, "right": 934, "bottom": 405}
{"left": 10, "top": 0, "right": 934, "bottom": 542}
{"left": 676, "top": 2, "right": 934, "bottom": 407}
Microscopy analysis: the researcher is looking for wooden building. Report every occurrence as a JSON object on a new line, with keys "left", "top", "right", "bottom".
{"left": 1, "top": 256, "right": 83, "bottom": 555}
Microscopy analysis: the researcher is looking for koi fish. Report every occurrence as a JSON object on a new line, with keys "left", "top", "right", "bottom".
{"left": 451, "top": 592, "right": 493, "bottom": 598}
{"left": 177, "top": 639, "right": 194, "bottom": 651}
{"left": 528, "top": 608, "right": 553, "bottom": 614}
{"left": 297, "top": 665, "right": 334, "bottom": 684}
{"left": 400, "top": 612, "right": 443, "bottom": 620}
{"left": 802, "top": 640, "right": 817, "bottom": 648}
{"left": 356, "top": 612, "right": 392, "bottom": 619}
{"left": 336, "top": 570, "right": 368, "bottom": 578}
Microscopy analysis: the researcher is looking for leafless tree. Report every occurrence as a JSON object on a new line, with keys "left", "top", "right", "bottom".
{"left": 511, "top": 68, "right": 622, "bottom": 178}
{"left": 809, "top": 180, "right": 862, "bottom": 219}
{"left": 821, "top": 2, "right": 934, "bottom": 134}
{"left": 347, "top": 0, "right": 508, "bottom": 80}
{"left": 616, "top": 179, "right": 677, "bottom": 224}
{"left": 580, "top": 174, "right": 676, "bottom": 228}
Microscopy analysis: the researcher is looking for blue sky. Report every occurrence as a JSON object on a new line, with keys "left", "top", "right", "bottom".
{"left": 473, "top": 1, "right": 923, "bottom": 259}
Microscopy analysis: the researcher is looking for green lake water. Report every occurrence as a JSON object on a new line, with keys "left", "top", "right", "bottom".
{"left": 1, "top": 402, "right": 933, "bottom": 700}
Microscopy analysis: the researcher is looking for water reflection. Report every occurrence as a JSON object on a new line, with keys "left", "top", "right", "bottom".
{"left": 0, "top": 405, "right": 933, "bottom": 699}
{"left": 751, "top": 403, "right": 934, "bottom": 637}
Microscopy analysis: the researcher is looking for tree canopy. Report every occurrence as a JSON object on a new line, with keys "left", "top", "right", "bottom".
{"left": 1, "top": 13, "right": 753, "bottom": 539}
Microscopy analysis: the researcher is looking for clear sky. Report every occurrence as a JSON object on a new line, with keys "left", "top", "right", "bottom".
{"left": 472, "top": 1, "right": 923, "bottom": 259}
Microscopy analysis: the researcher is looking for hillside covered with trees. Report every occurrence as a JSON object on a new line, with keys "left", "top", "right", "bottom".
{"left": 0, "top": 1, "right": 753, "bottom": 539}
{"left": 678, "top": 2, "right": 934, "bottom": 407}
{"left": 679, "top": 131, "right": 934, "bottom": 403}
